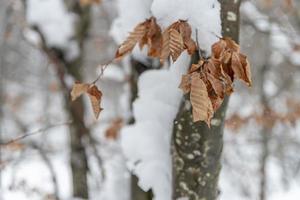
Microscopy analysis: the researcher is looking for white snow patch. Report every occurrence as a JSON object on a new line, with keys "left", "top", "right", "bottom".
{"left": 120, "top": 52, "right": 190, "bottom": 200}
{"left": 110, "top": 0, "right": 152, "bottom": 44}
{"left": 110, "top": 0, "right": 153, "bottom": 63}
{"left": 26, "top": 0, "right": 77, "bottom": 55}
{"left": 151, "top": 0, "right": 221, "bottom": 54}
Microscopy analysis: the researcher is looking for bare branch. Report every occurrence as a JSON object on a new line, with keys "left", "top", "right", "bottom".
{"left": 0, "top": 121, "right": 73, "bottom": 146}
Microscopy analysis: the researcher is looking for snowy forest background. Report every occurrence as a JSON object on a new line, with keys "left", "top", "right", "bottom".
{"left": 1, "top": 0, "right": 300, "bottom": 200}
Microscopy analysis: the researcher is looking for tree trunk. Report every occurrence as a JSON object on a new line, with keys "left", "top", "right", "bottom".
{"left": 171, "top": 1, "right": 241, "bottom": 199}
{"left": 62, "top": 3, "right": 91, "bottom": 199}
{"left": 29, "top": 1, "right": 92, "bottom": 198}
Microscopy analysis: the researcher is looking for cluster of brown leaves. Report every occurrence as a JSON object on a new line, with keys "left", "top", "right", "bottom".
{"left": 179, "top": 37, "right": 252, "bottom": 126}
{"left": 115, "top": 18, "right": 197, "bottom": 63}
{"left": 71, "top": 82, "right": 103, "bottom": 119}
{"left": 79, "top": 0, "right": 101, "bottom": 7}
{"left": 226, "top": 100, "right": 300, "bottom": 131}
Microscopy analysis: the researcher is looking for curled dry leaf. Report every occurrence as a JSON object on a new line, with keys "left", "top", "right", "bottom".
{"left": 71, "top": 82, "right": 103, "bottom": 119}
{"left": 115, "top": 17, "right": 162, "bottom": 59}
{"left": 212, "top": 37, "right": 240, "bottom": 59}
{"left": 239, "top": 54, "right": 252, "bottom": 86}
{"left": 190, "top": 72, "right": 213, "bottom": 125}
{"left": 87, "top": 85, "right": 103, "bottom": 119}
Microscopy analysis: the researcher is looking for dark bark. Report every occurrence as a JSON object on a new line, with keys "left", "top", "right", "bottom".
{"left": 62, "top": 3, "right": 91, "bottom": 199}
{"left": 171, "top": 1, "right": 241, "bottom": 199}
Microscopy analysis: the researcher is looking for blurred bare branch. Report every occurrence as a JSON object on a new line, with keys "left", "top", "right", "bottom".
{"left": 0, "top": 121, "right": 72, "bottom": 146}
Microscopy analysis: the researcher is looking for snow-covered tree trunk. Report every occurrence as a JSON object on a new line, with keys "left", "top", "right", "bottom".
{"left": 171, "top": 1, "right": 241, "bottom": 199}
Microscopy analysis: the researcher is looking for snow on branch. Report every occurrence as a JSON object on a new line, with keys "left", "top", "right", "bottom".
{"left": 121, "top": 52, "right": 190, "bottom": 200}
{"left": 26, "top": 0, "right": 79, "bottom": 60}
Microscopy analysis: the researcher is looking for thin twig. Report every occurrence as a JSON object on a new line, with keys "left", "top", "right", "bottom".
{"left": 0, "top": 121, "right": 73, "bottom": 146}
{"left": 91, "top": 59, "right": 114, "bottom": 84}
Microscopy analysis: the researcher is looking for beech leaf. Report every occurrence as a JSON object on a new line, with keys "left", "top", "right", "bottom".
{"left": 87, "top": 85, "right": 103, "bottom": 119}
{"left": 231, "top": 52, "right": 252, "bottom": 86}
{"left": 190, "top": 72, "right": 213, "bottom": 125}
{"left": 71, "top": 82, "right": 103, "bottom": 119}
{"left": 115, "top": 23, "right": 146, "bottom": 59}
{"left": 71, "top": 82, "right": 89, "bottom": 101}
{"left": 147, "top": 18, "right": 163, "bottom": 57}
{"left": 179, "top": 74, "right": 191, "bottom": 94}
{"left": 169, "top": 29, "right": 184, "bottom": 62}
{"left": 160, "top": 20, "right": 197, "bottom": 63}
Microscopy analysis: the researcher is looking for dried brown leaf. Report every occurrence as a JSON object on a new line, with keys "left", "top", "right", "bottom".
{"left": 87, "top": 85, "right": 103, "bottom": 119}
{"left": 189, "top": 59, "right": 204, "bottom": 74}
{"left": 160, "top": 20, "right": 196, "bottom": 63}
{"left": 223, "top": 37, "right": 240, "bottom": 52}
{"left": 169, "top": 29, "right": 184, "bottom": 62}
{"left": 190, "top": 72, "right": 213, "bottom": 125}
{"left": 206, "top": 73, "right": 225, "bottom": 98}
{"left": 212, "top": 39, "right": 227, "bottom": 59}
{"left": 115, "top": 23, "right": 147, "bottom": 59}
{"left": 179, "top": 74, "right": 191, "bottom": 94}
{"left": 178, "top": 21, "right": 197, "bottom": 54}
{"left": 231, "top": 52, "right": 252, "bottom": 86}
{"left": 147, "top": 18, "right": 163, "bottom": 57}
{"left": 239, "top": 54, "right": 252, "bottom": 86}
{"left": 211, "top": 96, "right": 224, "bottom": 111}
{"left": 160, "top": 28, "right": 171, "bottom": 63}
{"left": 212, "top": 37, "right": 239, "bottom": 59}
{"left": 71, "top": 82, "right": 89, "bottom": 101}
{"left": 116, "top": 17, "right": 162, "bottom": 59}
